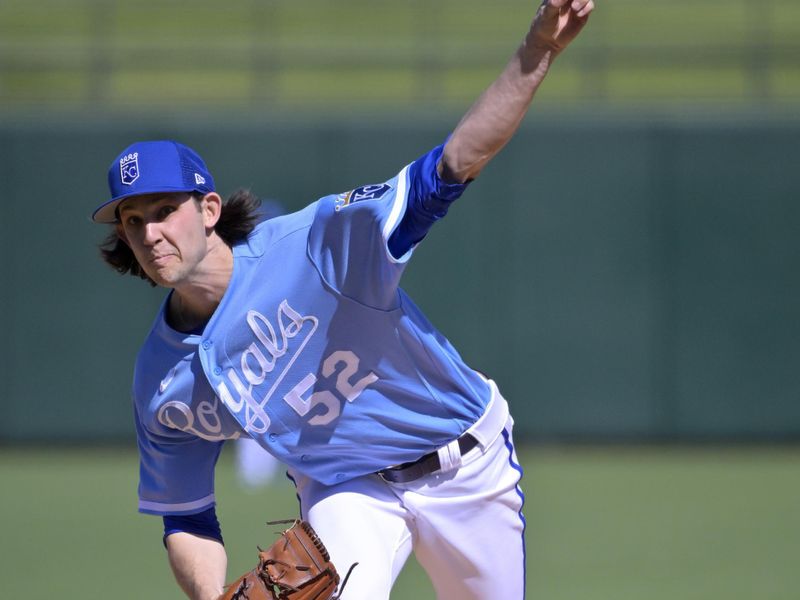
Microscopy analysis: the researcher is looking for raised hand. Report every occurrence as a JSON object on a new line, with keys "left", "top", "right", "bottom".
{"left": 529, "top": 0, "right": 594, "bottom": 55}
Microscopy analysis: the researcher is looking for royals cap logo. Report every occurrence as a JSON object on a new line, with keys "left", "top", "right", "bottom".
{"left": 119, "top": 152, "right": 140, "bottom": 186}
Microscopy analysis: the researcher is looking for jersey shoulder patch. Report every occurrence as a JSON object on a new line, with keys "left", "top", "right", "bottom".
{"left": 335, "top": 183, "right": 392, "bottom": 211}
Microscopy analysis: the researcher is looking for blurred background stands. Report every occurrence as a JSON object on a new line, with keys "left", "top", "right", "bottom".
{"left": 0, "top": 0, "right": 798, "bottom": 116}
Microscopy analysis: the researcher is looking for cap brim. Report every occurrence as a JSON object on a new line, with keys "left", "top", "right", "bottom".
{"left": 91, "top": 197, "right": 126, "bottom": 224}
{"left": 91, "top": 187, "right": 201, "bottom": 224}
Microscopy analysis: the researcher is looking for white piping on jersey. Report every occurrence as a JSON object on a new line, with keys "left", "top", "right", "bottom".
{"left": 139, "top": 493, "right": 215, "bottom": 514}
{"left": 382, "top": 164, "right": 412, "bottom": 265}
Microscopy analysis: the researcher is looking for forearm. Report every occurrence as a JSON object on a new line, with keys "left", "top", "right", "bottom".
{"left": 441, "top": 39, "right": 555, "bottom": 184}
{"left": 441, "top": 0, "right": 593, "bottom": 183}
{"left": 166, "top": 532, "right": 227, "bottom": 600}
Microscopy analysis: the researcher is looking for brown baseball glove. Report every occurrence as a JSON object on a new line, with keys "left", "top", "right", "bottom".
{"left": 219, "top": 519, "right": 356, "bottom": 600}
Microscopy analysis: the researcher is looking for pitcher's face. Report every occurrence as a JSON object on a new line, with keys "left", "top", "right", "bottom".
{"left": 116, "top": 193, "right": 212, "bottom": 288}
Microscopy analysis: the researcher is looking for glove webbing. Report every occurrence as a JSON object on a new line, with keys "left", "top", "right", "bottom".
{"left": 226, "top": 520, "right": 359, "bottom": 600}
{"left": 226, "top": 562, "right": 357, "bottom": 600}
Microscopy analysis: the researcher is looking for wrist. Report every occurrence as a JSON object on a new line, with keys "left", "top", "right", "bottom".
{"left": 519, "top": 36, "right": 557, "bottom": 77}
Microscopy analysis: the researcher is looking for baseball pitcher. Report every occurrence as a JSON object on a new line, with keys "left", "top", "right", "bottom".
{"left": 93, "top": 1, "right": 593, "bottom": 598}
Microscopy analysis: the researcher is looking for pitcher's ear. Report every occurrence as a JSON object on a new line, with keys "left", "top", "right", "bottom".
{"left": 200, "top": 192, "right": 223, "bottom": 229}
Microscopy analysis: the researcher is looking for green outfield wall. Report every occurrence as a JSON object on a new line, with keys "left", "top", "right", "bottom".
{"left": 1, "top": 115, "right": 798, "bottom": 442}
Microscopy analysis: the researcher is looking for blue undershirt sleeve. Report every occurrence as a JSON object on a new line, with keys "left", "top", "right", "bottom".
{"left": 162, "top": 506, "right": 223, "bottom": 547}
{"left": 387, "top": 141, "right": 471, "bottom": 259}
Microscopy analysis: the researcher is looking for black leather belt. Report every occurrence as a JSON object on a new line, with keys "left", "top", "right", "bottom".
{"left": 377, "top": 433, "right": 479, "bottom": 484}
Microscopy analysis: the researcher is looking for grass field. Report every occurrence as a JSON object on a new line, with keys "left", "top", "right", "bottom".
{"left": 1, "top": 445, "right": 798, "bottom": 599}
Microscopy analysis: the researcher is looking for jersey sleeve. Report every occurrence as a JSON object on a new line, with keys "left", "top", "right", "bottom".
{"left": 163, "top": 507, "right": 223, "bottom": 545}
{"left": 388, "top": 141, "right": 470, "bottom": 258}
{"left": 135, "top": 402, "right": 224, "bottom": 516}
{"left": 307, "top": 142, "right": 468, "bottom": 309}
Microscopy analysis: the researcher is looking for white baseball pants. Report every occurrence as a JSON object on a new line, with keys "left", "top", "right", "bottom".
{"left": 288, "top": 390, "right": 526, "bottom": 600}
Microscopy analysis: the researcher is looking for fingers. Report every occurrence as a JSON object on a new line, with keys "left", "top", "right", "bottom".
{"left": 540, "top": 0, "right": 567, "bottom": 18}
{"left": 543, "top": 0, "right": 594, "bottom": 18}
{"left": 571, "top": 0, "right": 594, "bottom": 19}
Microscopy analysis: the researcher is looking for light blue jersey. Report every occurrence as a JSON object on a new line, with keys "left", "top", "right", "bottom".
{"left": 133, "top": 157, "right": 492, "bottom": 515}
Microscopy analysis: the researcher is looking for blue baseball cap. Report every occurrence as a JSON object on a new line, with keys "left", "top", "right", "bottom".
{"left": 92, "top": 140, "right": 215, "bottom": 223}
